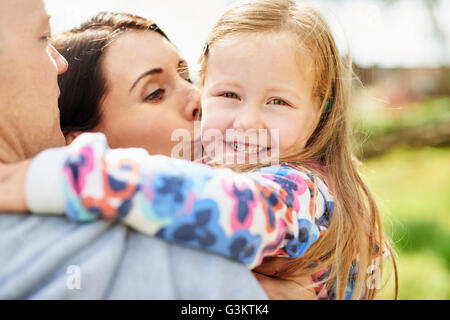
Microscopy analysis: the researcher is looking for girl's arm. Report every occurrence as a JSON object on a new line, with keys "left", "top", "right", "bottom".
{"left": 26, "top": 133, "right": 334, "bottom": 269}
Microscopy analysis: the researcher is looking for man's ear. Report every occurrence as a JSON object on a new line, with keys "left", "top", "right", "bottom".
{"left": 64, "top": 131, "right": 84, "bottom": 145}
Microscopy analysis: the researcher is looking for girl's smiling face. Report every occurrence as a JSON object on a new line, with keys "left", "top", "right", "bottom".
{"left": 201, "top": 32, "right": 319, "bottom": 164}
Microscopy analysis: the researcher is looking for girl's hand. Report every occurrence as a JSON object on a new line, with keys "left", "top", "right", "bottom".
{"left": 252, "top": 257, "right": 317, "bottom": 300}
{"left": 0, "top": 160, "right": 31, "bottom": 212}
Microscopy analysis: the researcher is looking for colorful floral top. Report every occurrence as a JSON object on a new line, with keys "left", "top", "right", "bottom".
{"left": 25, "top": 133, "right": 338, "bottom": 297}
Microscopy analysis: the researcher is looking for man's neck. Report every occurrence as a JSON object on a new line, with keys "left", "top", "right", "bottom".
{"left": 0, "top": 127, "right": 27, "bottom": 164}
{"left": 0, "top": 139, "right": 26, "bottom": 164}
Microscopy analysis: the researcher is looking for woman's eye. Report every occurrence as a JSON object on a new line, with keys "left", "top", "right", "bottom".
{"left": 178, "top": 65, "right": 192, "bottom": 83}
{"left": 179, "top": 71, "right": 192, "bottom": 83}
{"left": 41, "top": 35, "right": 50, "bottom": 43}
{"left": 222, "top": 92, "right": 240, "bottom": 100}
{"left": 268, "top": 99, "right": 289, "bottom": 106}
{"left": 145, "top": 88, "right": 165, "bottom": 102}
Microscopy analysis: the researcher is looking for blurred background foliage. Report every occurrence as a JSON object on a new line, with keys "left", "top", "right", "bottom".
{"left": 347, "top": 0, "right": 449, "bottom": 298}
{"left": 350, "top": 24, "right": 449, "bottom": 299}
{"left": 351, "top": 72, "right": 450, "bottom": 299}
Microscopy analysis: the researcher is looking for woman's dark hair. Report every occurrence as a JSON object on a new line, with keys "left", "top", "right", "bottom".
{"left": 52, "top": 12, "right": 170, "bottom": 135}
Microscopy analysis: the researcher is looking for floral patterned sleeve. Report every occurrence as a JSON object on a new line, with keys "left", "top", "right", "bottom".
{"left": 26, "top": 133, "right": 334, "bottom": 269}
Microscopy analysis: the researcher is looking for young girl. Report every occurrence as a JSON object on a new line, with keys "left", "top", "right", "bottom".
{"left": 15, "top": 0, "right": 396, "bottom": 299}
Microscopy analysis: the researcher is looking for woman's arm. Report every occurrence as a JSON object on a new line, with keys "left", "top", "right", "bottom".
{"left": 24, "top": 133, "right": 334, "bottom": 269}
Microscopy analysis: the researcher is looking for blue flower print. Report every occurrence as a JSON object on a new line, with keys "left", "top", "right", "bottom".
{"left": 284, "top": 218, "right": 320, "bottom": 258}
{"left": 315, "top": 196, "right": 334, "bottom": 230}
{"left": 151, "top": 176, "right": 192, "bottom": 218}
{"left": 229, "top": 229, "right": 261, "bottom": 265}
{"left": 156, "top": 199, "right": 228, "bottom": 253}
{"left": 257, "top": 189, "right": 277, "bottom": 230}
{"left": 233, "top": 185, "right": 255, "bottom": 224}
{"left": 156, "top": 198, "right": 261, "bottom": 265}
{"left": 271, "top": 175, "right": 298, "bottom": 208}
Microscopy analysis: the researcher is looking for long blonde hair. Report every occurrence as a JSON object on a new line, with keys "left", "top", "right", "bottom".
{"left": 198, "top": 0, "right": 398, "bottom": 300}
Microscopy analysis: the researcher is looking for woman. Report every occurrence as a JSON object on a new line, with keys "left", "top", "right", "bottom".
{"left": 54, "top": 12, "right": 201, "bottom": 160}
{"left": 49, "top": 12, "right": 315, "bottom": 300}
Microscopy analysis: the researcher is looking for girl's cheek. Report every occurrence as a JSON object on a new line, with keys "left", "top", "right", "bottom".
{"left": 270, "top": 120, "right": 300, "bottom": 153}
{"left": 202, "top": 107, "right": 228, "bottom": 132}
{"left": 282, "top": 124, "right": 311, "bottom": 153}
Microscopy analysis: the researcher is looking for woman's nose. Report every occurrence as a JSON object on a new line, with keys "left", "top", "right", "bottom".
{"left": 48, "top": 43, "right": 68, "bottom": 75}
{"left": 184, "top": 84, "right": 202, "bottom": 122}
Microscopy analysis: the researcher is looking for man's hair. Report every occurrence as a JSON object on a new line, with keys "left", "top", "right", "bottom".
{"left": 52, "top": 12, "right": 170, "bottom": 135}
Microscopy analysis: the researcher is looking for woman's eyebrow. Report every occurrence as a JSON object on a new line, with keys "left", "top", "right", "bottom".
{"left": 129, "top": 68, "right": 163, "bottom": 93}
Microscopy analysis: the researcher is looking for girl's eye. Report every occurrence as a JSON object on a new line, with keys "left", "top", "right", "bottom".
{"left": 41, "top": 35, "right": 50, "bottom": 43}
{"left": 222, "top": 92, "right": 240, "bottom": 100}
{"left": 268, "top": 99, "right": 289, "bottom": 106}
{"left": 145, "top": 88, "right": 165, "bottom": 102}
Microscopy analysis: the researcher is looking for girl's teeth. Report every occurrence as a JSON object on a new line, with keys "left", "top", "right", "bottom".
{"left": 231, "top": 142, "right": 265, "bottom": 153}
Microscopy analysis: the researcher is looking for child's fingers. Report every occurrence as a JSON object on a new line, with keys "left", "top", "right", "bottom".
{"left": 252, "top": 271, "right": 317, "bottom": 300}
{"left": 253, "top": 257, "right": 288, "bottom": 276}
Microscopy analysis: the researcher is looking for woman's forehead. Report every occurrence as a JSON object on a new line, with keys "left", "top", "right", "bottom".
{"left": 105, "top": 31, "right": 179, "bottom": 65}
{"left": 102, "top": 30, "right": 181, "bottom": 79}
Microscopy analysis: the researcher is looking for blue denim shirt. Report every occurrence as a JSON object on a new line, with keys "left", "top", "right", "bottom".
{"left": 0, "top": 214, "right": 268, "bottom": 300}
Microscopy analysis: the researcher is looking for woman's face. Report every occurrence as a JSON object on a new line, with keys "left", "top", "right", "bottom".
{"left": 96, "top": 31, "right": 201, "bottom": 159}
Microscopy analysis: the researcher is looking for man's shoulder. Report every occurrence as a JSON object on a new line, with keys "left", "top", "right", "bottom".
{"left": 0, "top": 213, "right": 127, "bottom": 299}
{"left": 0, "top": 214, "right": 267, "bottom": 300}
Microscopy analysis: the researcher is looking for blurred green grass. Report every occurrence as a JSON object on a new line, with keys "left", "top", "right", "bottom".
{"left": 360, "top": 146, "right": 450, "bottom": 299}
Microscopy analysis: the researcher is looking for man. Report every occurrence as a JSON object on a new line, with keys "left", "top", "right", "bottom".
{"left": 0, "top": 0, "right": 268, "bottom": 299}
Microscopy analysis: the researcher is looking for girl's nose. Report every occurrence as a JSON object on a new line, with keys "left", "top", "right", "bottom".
{"left": 233, "top": 103, "right": 265, "bottom": 131}
{"left": 48, "top": 43, "right": 68, "bottom": 75}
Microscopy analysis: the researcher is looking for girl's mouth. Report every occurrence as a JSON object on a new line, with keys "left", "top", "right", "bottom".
{"left": 229, "top": 141, "right": 269, "bottom": 154}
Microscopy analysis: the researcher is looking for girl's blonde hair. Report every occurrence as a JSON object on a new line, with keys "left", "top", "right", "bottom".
{"left": 198, "top": 0, "right": 398, "bottom": 300}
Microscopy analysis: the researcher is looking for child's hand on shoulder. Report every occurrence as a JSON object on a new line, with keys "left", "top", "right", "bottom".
{"left": 252, "top": 257, "right": 317, "bottom": 300}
